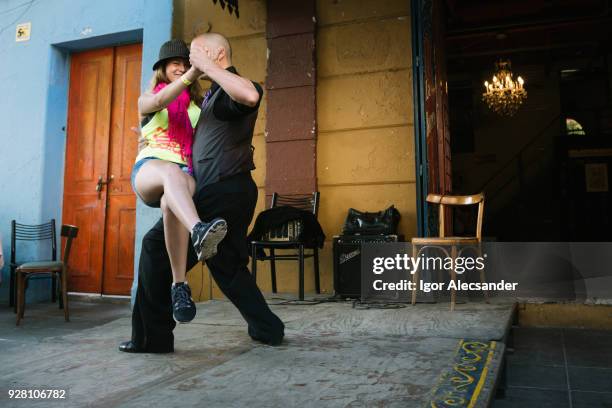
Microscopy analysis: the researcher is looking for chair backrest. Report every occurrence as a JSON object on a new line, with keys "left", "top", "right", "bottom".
{"left": 271, "top": 192, "right": 320, "bottom": 217}
{"left": 426, "top": 193, "right": 485, "bottom": 239}
{"left": 60, "top": 225, "right": 79, "bottom": 265}
{"left": 265, "top": 192, "right": 320, "bottom": 241}
{"left": 11, "top": 219, "right": 57, "bottom": 264}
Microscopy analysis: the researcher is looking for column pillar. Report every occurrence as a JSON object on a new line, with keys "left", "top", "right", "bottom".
{"left": 265, "top": 0, "right": 317, "bottom": 202}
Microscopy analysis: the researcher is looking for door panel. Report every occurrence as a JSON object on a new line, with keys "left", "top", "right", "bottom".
{"left": 63, "top": 48, "right": 114, "bottom": 293}
{"left": 103, "top": 44, "right": 141, "bottom": 295}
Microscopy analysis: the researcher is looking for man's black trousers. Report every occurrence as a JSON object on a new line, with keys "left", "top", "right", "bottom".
{"left": 130, "top": 173, "right": 285, "bottom": 352}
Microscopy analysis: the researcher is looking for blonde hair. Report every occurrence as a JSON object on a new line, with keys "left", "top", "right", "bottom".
{"left": 147, "top": 60, "right": 203, "bottom": 107}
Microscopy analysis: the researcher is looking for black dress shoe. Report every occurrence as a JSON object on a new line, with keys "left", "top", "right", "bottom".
{"left": 249, "top": 334, "right": 284, "bottom": 346}
{"left": 118, "top": 340, "right": 174, "bottom": 354}
{"left": 118, "top": 340, "right": 145, "bottom": 353}
{"left": 248, "top": 326, "right": 284, "bottom": 346}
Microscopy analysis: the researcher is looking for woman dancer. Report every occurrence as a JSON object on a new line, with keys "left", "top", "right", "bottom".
{"left": 132, "top": 39, "right": 226, "bottom": 323}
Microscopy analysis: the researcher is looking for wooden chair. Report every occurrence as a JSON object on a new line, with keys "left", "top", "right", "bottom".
{"left": 15, "top": 224, "right": 79, "bottom": 326}
{"left": 251, "top": 192, "right": 321, "bottom": 301}
{"left": 411, "top": 193, "right": 487, "bottom": 311}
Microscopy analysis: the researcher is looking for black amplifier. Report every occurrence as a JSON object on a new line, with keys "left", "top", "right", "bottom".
{"left": 333, "top": 234, "right": 403, "bottom": 297}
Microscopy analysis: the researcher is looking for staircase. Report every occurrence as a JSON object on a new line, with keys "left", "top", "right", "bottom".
{"left": 476, "top": 115, "right": 563, "bottom": 241}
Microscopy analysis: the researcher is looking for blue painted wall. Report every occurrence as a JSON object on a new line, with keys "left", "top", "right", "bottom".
{"left": 0, "top": 0, "right": 171, "bottom": 303}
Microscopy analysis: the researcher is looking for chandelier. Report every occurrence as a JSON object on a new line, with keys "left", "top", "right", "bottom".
{"left": 482, "top": 60, "right": 527, "bottom": 116}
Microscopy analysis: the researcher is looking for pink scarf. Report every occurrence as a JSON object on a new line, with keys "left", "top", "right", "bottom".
{"left": 154, "top": 82, "right": 193, "bottom": 171}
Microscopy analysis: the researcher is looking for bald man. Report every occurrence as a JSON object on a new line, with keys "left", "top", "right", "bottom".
{"left": 120, "top": 33, "right": 285, "bottom": 353}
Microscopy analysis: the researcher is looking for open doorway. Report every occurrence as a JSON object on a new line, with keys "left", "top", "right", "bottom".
{"left": 444, "top": 0, "right": 612, "bottom": 241}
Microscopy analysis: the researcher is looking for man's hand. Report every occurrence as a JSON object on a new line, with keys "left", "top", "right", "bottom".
{"left": 189, "top": 45, "right": 219, "bottom": 75}
{"left": 189, "top": 41, "right": 260, "bottom": 107}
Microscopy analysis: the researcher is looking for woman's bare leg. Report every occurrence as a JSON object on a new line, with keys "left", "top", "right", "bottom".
{"left": 134, "top": 160, "right": 200, "bottom": 231}
{"left": 160, "top": 195, "right": 190, "bottom": 283}
{"left": 135, "top": 159, "right": 227, "bottom": 266}
{"left": 134, "top": 160, "right": 197, "bottom": 283}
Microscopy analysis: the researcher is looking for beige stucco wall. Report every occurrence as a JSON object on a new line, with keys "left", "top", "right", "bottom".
{"left": 314, "top": 0, "right": 417, "bottom": 292}
{"left": 316, "top": 0, "right": 416, "bottom": 236}
{"left": 173, "top": 0, "right": 417, "bottom": 300}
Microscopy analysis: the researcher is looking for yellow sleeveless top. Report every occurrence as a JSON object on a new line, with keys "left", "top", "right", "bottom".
{"left": 135, "top": 101, "right": 201, "bottom": 165}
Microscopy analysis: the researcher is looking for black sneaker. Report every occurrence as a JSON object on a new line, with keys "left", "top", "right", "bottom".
{"left": 191, "top": 218, "right": 228, "bottom": 261}
{"left": 171, "top": 282, "right": 196, "bottom": 323}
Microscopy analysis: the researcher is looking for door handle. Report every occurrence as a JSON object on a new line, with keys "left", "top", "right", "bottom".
{"left": 96, "top": 175, "right": 114, "bottom": 197}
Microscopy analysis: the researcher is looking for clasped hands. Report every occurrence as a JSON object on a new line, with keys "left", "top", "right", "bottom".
{"left": 189, "top": 45, "right": 220, "bottom": 76}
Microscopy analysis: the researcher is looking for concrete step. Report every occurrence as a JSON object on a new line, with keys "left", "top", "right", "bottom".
{"left": 425, "top": 303, "right": 517, "bottom": 407}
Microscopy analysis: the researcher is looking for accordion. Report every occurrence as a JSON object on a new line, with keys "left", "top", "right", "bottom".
{"left": 263, "top": 219, "right": 303, "bottom": 241}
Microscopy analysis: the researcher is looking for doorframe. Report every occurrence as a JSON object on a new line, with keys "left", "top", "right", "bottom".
{"left": 43, "top": 29, "right": 144, "bottom": 226}
{"left": 41, "top": 30, "right": 143, "bottom": 294}
{"left": 411, "top": 0, "right": 429, "bottom": 237}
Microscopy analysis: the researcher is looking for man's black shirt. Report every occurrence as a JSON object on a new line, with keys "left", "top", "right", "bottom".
{"left": 141, "top": 66, "right": 263, "bottom": 127}
{"left": 208, "top": 66, "right": 263, "bottom": 121}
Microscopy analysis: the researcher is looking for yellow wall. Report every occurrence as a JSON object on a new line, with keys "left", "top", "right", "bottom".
{"left": 173, "top": 0, "right": 417, "bottom": 300}
{"left": 314, "top": 0, "right": 417, "bottom": 292}
{"left": 519, "top": 303, "right": 612, "bottom": 330}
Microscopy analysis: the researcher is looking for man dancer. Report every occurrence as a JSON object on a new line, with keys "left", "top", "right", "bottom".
{"left": 119, "top": 33, "right": 285, "bottom": 353}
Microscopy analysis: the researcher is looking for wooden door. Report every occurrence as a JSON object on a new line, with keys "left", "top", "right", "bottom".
{"left": 62, "top": 44, "right": 141, "bottom": 295}
{"left": 102, "top": 44, "right": 141, "bottom": 294}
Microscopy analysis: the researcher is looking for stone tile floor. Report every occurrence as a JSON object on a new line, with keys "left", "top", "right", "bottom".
{"left": 493, "top": 327, "right": 612, "bottom": 408}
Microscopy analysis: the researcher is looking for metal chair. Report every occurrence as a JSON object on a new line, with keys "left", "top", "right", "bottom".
{"left": 411, "top": 193, "right": 488, "bottom": 311}
{"left": 15, "top": 224, "right": 79, "bottom": 325}
{"left": 251, "top": 192, "right": 321, "bottom": 301}
{"left": 10, "top": 220, "right": 59, "bottom": 310}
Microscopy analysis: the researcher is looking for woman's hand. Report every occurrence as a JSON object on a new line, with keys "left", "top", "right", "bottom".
{"left": 184, "top": 66, "right": 203, "bottom": 83}
{"left": 139, "top": 68, "right": 200, "bottom": 114}
{"left": 190, "top": 46, "right": 260, "bottom": 107}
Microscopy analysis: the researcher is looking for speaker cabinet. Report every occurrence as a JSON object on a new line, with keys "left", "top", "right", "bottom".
{"left": 333, "top": 235, "right": 402, "bottom": 297}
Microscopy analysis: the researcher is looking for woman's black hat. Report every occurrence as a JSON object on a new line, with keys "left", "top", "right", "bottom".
{"left": 152, "top": 39, "right": 190, "bottom": 70}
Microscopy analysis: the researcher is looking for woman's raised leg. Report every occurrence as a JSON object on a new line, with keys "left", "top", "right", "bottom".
{"left": 134, "top": 160, "right": 199, "bottom": 322}
{"left": 134, "top": 161, "right": 194, "bottom": 282}
{"left": 135, "top": 160, "right": 199, "bottom": 230}
{"left": 134, "top": 160, "right": 227, "bottom": 260}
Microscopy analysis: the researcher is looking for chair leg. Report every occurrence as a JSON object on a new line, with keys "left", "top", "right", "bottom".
{"left": 251, "top": 244, "right": 258, "bottom": 282}
{"left": 298, "top": 245, "right": 305, "bottom": 301}
{"left": 21, "top": 275, "right": 27, "bottom": 320}
{"left": 450, "top": 246, "right": 457, "bottom": 312}
{"left": 411, "top": 244, "right": 419, "bottom": 305}
{"left": 17, "top": 274, "right": 27, "bottom": 325}
{"left": 51, "top": 274, "right": 57, "bottom": 303}
{"left": 314, "top": 247, "right": 320, "bottom": 294}
{"left": 270, "top": 249, "right": 277, "bottom": 294}
{"left": 61, "top": 268, "right": 69, "bottom": 322}
{"left": 12, "top": 273, "right": 21, "bottom": 326}
{"left": 10, "top": 265, "right": 16, "bottom": 309}
{"left": 58, "top": 279, "right": 64, "bottom": 310}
